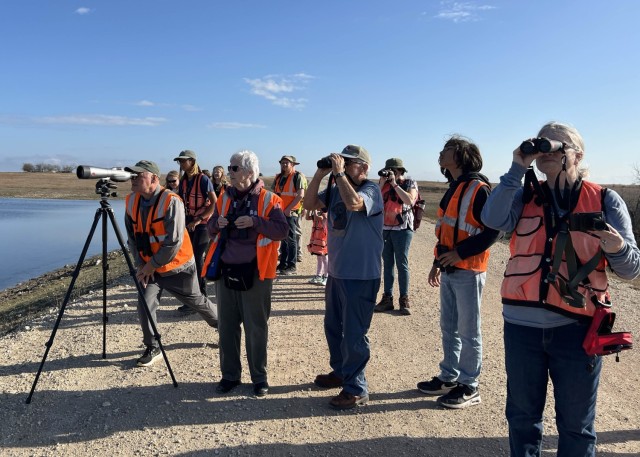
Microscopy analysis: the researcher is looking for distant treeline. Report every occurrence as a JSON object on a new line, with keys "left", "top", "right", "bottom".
{"left": 22, "top": 163, "right": 75, "bottom": 173}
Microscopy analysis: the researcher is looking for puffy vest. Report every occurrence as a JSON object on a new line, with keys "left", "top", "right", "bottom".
{"left": 202, "top": 188, "right": 282, "bottom": 281}
{"left": 501, "top": 180, "right": 609, "bottom": 318}
{"left": 435, "top": 179, "right": 490, "bottom": 272}
{"left": 381, "top": 180, "right": 412, "bottom": 228}
{"left": 125, "top": 189, "right": 194, "bottom": 274}
{"left": 178, "top": 173, "right": 211, "bottom": 220}
{"left": 307, "top": 215, "right": 328, "bottom": 255}
{"left": 274, "top": 172, "right": 302, "bottom": 212}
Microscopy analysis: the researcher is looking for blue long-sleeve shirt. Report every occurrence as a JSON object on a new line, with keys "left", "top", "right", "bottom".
{"left": 481, "top": 162, "right": 640, "bottom": 328}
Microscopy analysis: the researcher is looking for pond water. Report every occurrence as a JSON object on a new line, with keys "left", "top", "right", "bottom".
{"left": 0, "top": 198, "right": 127, "bottom": 291}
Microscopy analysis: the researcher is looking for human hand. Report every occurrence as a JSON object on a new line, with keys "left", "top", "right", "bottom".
{"left": 512, "top": 143, "right": 539, "bottom": 169}
{"left": 233, "top": 215, "right": 254, "bottom": 229}
{"left": 595, "top": 224, "right": 625, "bottom": 254}
{"left": 218, "top": 216, "right": 229, "bottom": 229}
{"left": 428, "top": 265, "right": 441, "bottom": 287}
{"left": 437, "top": 249, "right": 462, "bottom": 268}
{"left": 136, "top": 262, "right": 155, "bottom": 288}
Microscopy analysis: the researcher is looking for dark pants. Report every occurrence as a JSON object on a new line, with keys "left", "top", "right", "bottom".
{"left": 216, "top": 270, "right": 273, "bottom": 384}
{"left": 189, "top": 226, "right": 210, "bottom": 296}
{"left": 279, "top": 215, "right": 298, "bottom": 269}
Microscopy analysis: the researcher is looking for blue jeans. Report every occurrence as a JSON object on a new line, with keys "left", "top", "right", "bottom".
{"left": 438, "top": 269, "right": 485, "bottom": 388}
{"left": 382, "top": 229, "right": 413, "bottom": 296}
{"left": 324, "top": 276, "right": 380, "bottom": 396}
{"left": 504, "top": 321, "right": 601, "bottom": 457}
{"left": 279, "top": 215, "right": 299, "bottom": 268}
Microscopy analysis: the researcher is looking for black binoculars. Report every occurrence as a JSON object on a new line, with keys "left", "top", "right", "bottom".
{"left": 378, "top": 169, "right": 392, "bottom": 178}
{"left": 317, "top": 157, "right": 332, "bottom": 169}
{"left": 519, "top": 137, "right": 564, "bottom": 155}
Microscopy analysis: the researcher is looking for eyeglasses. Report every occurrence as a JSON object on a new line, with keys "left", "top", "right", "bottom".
{"left": 228, "top": 165, "right": 241, "bottom": 172}
{"left": 167, "top": 179, "right": 177, "bottom": 184}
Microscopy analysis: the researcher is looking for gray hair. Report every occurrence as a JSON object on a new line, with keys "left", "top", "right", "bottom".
{"left": 231, "top": 150, "right": 260, "bottom": 180}
{"left": 538, "top": 121, "right": 589, "bottom": 179}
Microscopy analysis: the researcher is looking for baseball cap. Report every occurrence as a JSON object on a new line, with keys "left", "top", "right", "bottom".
{"left": 173, "top": 150, "right": 197, "bottom": 161}
{"left": 279, "top": 155, "right": 300, "bottom": 165}
{"left": 125, "top": 160, "right": 160, "bottom": 176}
{"left": 339, "top": 145, "right": 371, "bottom": 166}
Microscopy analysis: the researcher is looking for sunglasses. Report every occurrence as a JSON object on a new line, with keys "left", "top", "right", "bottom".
{"left": 228, "top": 165, "right": 241, "bottom": 172}
{"left": 167, "top": 179, "right": 178, "bottom": 184}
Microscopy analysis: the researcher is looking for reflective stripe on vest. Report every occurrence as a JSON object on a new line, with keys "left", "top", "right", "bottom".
{"left": 435, "top": 179, "right": 490, "bottom": 271}
{"left": 202, "top": 188, "right": 282, "bottom": 281}
{"left": 274, "top": 172, "right": 301, "bottom": 211}
{"left": 501, "top": 180, "right": 609, "bottom": 318}
{"left": 307, "top": 215, "right": 328, "bottom": 255}
{"left": 125, "top": 189, "right": 193, "bottom": 273}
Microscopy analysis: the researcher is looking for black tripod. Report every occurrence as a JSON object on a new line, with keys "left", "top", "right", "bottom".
{"left": 27, "top": 179, "right": 178, "bottom": 403}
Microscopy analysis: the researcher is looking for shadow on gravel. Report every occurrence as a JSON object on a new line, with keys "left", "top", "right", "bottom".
{"left": 1, "top": 383, "right": 514, "bottom": 449}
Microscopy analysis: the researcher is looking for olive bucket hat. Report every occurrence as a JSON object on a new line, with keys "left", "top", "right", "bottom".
{"left": 384, "top": 158, "right": 407, "bottom": 173}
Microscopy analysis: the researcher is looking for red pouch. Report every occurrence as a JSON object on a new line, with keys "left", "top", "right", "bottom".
{"left": 583, "top": 304, "right": 633, "bottom": 360}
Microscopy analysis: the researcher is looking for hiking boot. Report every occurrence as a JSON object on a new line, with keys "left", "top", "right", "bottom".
{"left": 314, "top": 372, "right": 344, "bottom": 389}
{"left": 329, "top": 389, "right": 369, "bottom": 410}
{"left": 374, "top": 294, "right": 393, "bottom": 312}
{"left": 417, "top": 376, "right": 458, "bottom": 395}
{"left": 137, "top": 346, "right": 161, "bottom": 367}
{"left": 399, "top": 295, "right": 411, "bottom": 315}
{"left": 216, "top": 378, "right": 241, "bottom": 394}
{"left": 437, "top": 384, "right": 481, "bottom": 409}
{"left": 176, "top": 304, "right": 196, "bottom": 315}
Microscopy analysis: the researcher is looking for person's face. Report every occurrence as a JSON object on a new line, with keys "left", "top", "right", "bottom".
{"left": 534, "top": 135, "right": 582, "bottom": 178}
{"left": 345, "top": 158, "right": 366, "bottom": 180}
{"left": 131, "top": 171, "right": 157, "bottom": 196}
{"left": 213, "top": 168, "right": 223, "bottom": 180}
{"left": 438, "top": 145, "right": 458, "bottom": 171}
{"left": 280, "top": 159, "right": 293, "bottom": 175}
{"left": 229, "top": 159, "right": 252, "bottom": 189}
{"left": 166, "top": 176, "right": 178, "bottom": 190}
{"left": 177, "top": 158, "right": 194, "bottom": 172}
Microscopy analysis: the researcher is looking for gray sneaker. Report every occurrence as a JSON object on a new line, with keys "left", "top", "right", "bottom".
{"left": 417, "top": 376, "right": 457, "bottom": 395}
{"left": 137, "top": 346, "right": 161, "bottom": 367}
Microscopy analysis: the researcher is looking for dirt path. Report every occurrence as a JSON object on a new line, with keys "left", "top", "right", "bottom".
{"left": 1, "top": 221, "right": 638, "bottom": 456}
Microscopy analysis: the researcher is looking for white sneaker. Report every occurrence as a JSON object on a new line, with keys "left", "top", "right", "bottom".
{"left": 308, "top": 275, "right": 321, "bottom": 284}
{"left": 319, "top": 276, "right": 327, "bottom": 286}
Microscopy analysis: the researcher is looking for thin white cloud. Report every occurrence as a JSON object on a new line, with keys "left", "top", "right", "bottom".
{"left": 135, "top": 100, "right": 156, "bottom": 107}
{"left": 208, "top": 122, "right": 266, "bottom": 130}
{"left": 181, "top": 104, "right": 202, "bottom": 112}
{"left": 75, "top": 7, "right": 92, "bottom": 15}
{"left": 244, "top": 73, "right": 314, "bottom": 109}
{"left": 435, "top": 2, "right": 496, "bottom": 23}
{"left": 0, "top": 114, "right": 167, "bottom": 127}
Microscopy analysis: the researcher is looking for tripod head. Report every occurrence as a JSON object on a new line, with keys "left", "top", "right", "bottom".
{"left": 95, "top": 178, "right": 120, "bottom": 201}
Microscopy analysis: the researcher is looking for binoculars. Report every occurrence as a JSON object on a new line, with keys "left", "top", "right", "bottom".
{"left": 519, "top": 138, "right": 564, "bottom": 155}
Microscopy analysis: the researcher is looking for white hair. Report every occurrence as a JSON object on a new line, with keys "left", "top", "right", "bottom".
{"left": 230, "top": 150, "right": 260, "bottom": 181}
{"left": 538, "top": 121, "right": 589, "bottom": 179}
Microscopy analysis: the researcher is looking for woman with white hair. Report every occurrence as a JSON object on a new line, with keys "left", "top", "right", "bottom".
{"left": 205, "top": 150, "right": 289, "bottom": 397}
{"left": 482, "top": 122, "right": 640, "bottom": 456}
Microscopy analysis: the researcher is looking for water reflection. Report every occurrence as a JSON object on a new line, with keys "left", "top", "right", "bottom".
{"left": 0, "top": 198, "right": 127, "bottom": 291}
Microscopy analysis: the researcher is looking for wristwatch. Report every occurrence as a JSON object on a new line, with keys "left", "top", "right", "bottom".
{"left": 334, "top": 172, "right": 346, "bottom": 178}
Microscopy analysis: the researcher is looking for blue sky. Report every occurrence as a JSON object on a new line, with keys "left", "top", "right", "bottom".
{"left": 1, "top": 1, "right": 639, "bottom": 184}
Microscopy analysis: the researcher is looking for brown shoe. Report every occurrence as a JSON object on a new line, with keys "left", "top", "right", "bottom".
{"left": 374, "top": 294, "right": 393, "bottom": 312}
{"left": 314, "top": 372, "right": 344, "bottom": 389}
{"left": 329, "top": 389, "right": 369, "bottom": 410}
{"left": 399, "top": 295, "right": 411, "bottom": 315}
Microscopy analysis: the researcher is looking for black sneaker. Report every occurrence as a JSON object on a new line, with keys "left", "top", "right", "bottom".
{"left": 437, "top": 384, "right": 481, "bottom": 409}
{"left": 417, "top": 376, "right": 457, "bottom": 395}
{"left": 137, "top": 346, "right": 161, "bottom": 367}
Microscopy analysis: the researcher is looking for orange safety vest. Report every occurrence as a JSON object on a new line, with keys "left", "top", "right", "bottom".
{"left": 501, "top": 180, "right": 609, "bottom": 318}
{"left": 178, "top": 173, "right": 211, "bottom": 220}
{"left": 435, "top": 179, "right": 490, "bottom": 272}
{"left": 307, "top": 215, "right": 328, "bottom": 255}
{"left": 125, "top": 189, "right": 194, "bottom": 273}
{"left": 202, "top": 188, "right": 282, "bottom": 281}
{"left": 274, "top": 171, "right": 302, "bottom": 212}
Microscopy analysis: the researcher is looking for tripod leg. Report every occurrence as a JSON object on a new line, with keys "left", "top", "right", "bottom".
{"left": 26, "top": 208, "right": 102, "bottom": 404}
{"left": 106, "top": 207, "right": 179, "bottom": 387}
{"left": 102, "top": 208, "right": 109, "bottom": 358}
